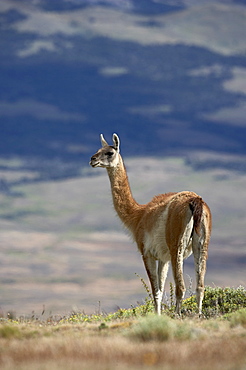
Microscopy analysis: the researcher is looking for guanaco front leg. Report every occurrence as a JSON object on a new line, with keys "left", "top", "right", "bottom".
{"left": 142, "top": 253, "right": 161, "bottom": 314}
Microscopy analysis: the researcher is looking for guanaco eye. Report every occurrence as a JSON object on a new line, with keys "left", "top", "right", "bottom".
{"left": 106, "top": 151, "right": 114, "bottom": 157}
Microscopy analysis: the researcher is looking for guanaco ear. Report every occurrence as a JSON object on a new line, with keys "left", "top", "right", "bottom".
{"left": 113, "top": 133, "right": 120, "bottom": 153}
{"left": 100, "top": 134, "right": 109, "bottom": 148}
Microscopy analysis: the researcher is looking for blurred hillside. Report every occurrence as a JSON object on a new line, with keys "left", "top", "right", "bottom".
{"left": 0, "top": 156, "right": 245, "bottom": 315}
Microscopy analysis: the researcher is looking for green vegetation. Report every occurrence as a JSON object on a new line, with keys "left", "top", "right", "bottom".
{"left": 182, "top": 285, "right": 246, "bottom": 316}
{"left": 56, "top": 284, "right": 246, "bottom": 323}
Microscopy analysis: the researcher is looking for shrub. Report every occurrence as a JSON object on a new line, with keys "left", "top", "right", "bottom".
{"left": 0, "top": 325, "right": 21, "bottom": 339}
{"left": 227, "top": 308, "right": 246, "bottom": 328}
{"left": 182, "top": 286, "right": 246, "bottom": 317}
{"left": 129, "top": 314, "right": 194, "bottom": 342}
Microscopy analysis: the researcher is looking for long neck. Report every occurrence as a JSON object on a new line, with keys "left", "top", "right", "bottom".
{"left": 106, "top": 155, "right": 142, "bottom": 231}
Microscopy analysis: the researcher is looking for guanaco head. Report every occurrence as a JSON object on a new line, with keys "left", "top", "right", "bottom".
{"left": 90, "top": 133, "right": 120, "bottom": 168}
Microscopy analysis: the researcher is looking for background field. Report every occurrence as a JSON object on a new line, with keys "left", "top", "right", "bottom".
{"left": 0, "top": 155, "right": 245, "bottom": 316}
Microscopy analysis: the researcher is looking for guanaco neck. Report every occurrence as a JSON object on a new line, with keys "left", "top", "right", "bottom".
{"left": 106, "top": 155, "right": 143, "bottom": 231}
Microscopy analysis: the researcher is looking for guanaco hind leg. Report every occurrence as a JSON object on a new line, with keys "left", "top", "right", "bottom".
{"left": 192, "top": 228, "right": 209, "bottom": 315}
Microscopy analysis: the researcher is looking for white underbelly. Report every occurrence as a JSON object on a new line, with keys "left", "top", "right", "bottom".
{"left": 143, "top": 208, "right": 171, "bottom": 262}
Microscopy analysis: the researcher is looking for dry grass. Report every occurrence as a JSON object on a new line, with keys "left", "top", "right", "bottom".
{"left": 0, "top": 314, "right": 245, "bottom": 370}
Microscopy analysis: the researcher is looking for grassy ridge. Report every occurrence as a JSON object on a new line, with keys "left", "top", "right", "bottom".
{"left": 0, "top": 286, "right": 245, "bottom": 370}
